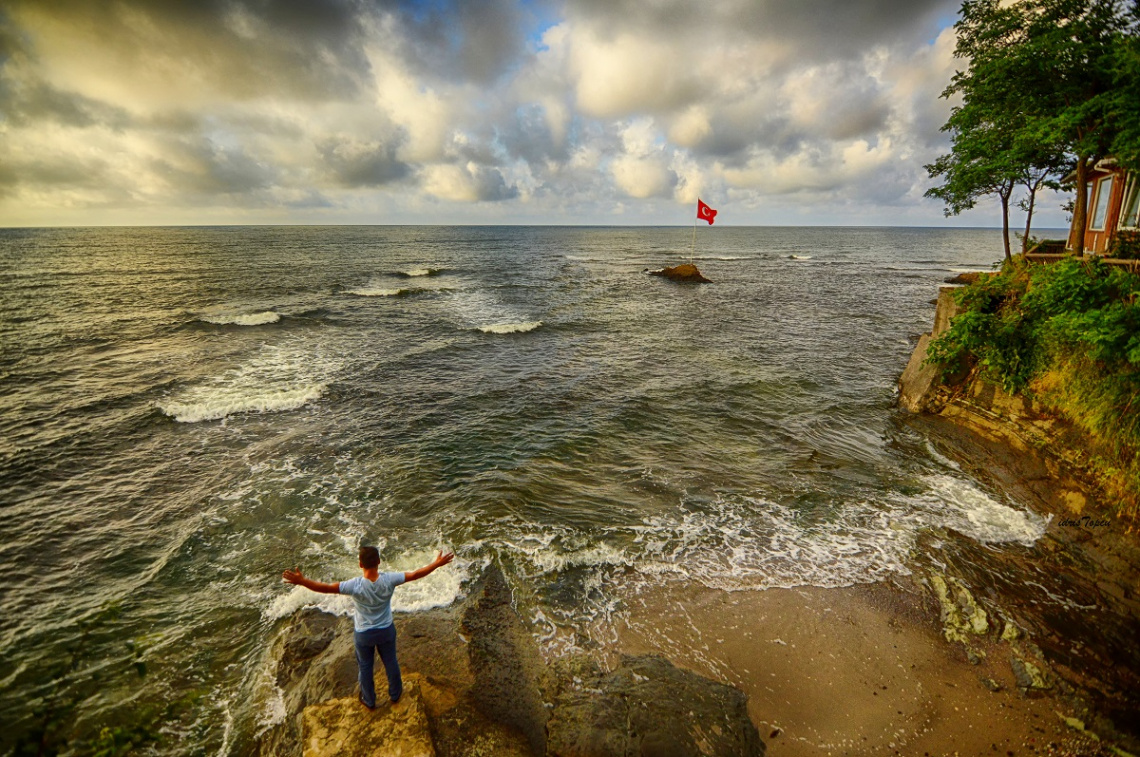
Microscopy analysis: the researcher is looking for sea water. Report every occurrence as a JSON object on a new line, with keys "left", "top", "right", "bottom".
{"left": 0, "top": 225, "right": 1054, "bottom": 753}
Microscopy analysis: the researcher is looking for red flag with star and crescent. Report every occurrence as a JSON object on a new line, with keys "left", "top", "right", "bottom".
{"left": 697, "top": 199, "right": 717, "bottom": 225}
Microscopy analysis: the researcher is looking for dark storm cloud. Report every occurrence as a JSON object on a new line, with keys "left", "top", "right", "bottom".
{"left": 6, "top": 0, "right": 374, "bottom": 100}
{"left": 0, "top": 155, "right": 114, "bottom": 192}
{"left": 498, "top": 103, "right": 571, "bottom": 164}
{"left": 0, "top": 78, "right": 132, "bottom": 129}
{"left": 319, "top": 135, "right": 410, "bottom": 187}
{"left": 378, "top": 0, "right": 532, "bottom": 85}
{"left": 468, "top": 165, "right": 519, "bottom": 201}
{"left": 152, "top": 137, "right": 275, "bottom": 194}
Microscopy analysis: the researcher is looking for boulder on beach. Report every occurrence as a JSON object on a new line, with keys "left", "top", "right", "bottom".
{"left": 648, "top": 263, "right": 711, "bottom": 283}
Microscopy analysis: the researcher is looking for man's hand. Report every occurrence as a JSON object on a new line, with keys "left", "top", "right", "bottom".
{"left": 281, "top": 567, "right": 339, "bottom": 594}
{"left": 433, "top": 551, "right": 456, "bottom": 568}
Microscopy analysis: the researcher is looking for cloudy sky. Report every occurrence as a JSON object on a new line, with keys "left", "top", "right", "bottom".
{"left": 0, "top": 0, "right": 1071, "bottom": 227}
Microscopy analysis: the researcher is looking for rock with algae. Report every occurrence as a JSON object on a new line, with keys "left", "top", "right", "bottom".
{"left": 929, "top": 572, "right": 989, "bottom": 644}
{"left": 1011, "top": 657, "right": 1050, "bottom": 692}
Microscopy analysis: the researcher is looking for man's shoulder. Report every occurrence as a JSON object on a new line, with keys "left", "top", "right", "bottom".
{"left": 339, "top": 576, "right": 361, "bottom": 594}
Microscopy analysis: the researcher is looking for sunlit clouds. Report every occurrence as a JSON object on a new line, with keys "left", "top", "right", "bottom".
{"left": 0, "top": 0, "right": 1068, "bottom": 226}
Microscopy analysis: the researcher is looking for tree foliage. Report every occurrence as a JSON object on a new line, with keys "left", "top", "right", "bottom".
{"left": 928, "top": 0, "right": 1134, "bottom": 256}
{"left": 925, "top": 259, "right": 1140, "bottom": 512}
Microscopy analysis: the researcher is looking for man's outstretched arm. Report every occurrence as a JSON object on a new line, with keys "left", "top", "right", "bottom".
{"left": 282, "top": 568, "right": 340, "bottom": 594}
{"left": 404, "top": 551, "right": 455, "bottom": 583}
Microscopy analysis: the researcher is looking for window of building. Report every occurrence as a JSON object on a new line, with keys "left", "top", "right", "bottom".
{"left": 1091, "top": 175, "right": 1114, "bottom": 231}
{"left": 1120, "top": 175, "right": 1140, "bottom": 229}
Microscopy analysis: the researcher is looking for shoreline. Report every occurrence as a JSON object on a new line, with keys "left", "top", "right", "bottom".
{"left": 611, "top": 579, "right": 1107, "bottom": 757}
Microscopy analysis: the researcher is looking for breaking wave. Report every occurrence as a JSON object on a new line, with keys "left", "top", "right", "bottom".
{"left": 160, "top": 385, "right": 325, "bottom": 423}
{"left": 477, "top": 321, "right": 542, "bottom": 334}
{"left": 199, "top": 311, "right": 280, "bottom": 326}
{"left": 158, "top": 341, "right": 338, "bottom": 423}
{"left": 346, "top": 287, "right": 406, "bottom": 297}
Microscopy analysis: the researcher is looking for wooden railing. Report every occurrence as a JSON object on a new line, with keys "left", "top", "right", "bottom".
{"left": 1023, "top": 251, "right": 1140, "bottom": 272}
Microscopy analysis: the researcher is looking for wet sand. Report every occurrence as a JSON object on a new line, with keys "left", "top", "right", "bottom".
{"left": 614, "top": 581, "right": 1108, "bottom": 756}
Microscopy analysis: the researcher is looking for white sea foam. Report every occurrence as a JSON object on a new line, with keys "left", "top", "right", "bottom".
{"left": 200, "top": 311, "right": 281, "bottom": 326}
{"left": 403, "top": 268, "right": 438, "bottom": 277}
{"left": 924, "top": 440, "right": 961, "bottom": 471}
{"left": 917, "top": 474, "right": 1050, "bottom": 546}
{"left": 489, "top": 471, "right": 1047, "bottom": 599}
{"left": 347, "top": 287, "right": 405, "bottom": 297}
{"left": 478, "top": 321, "right": 542, "bottom": 334}
{"left": 161, "top": 385, "right": 325, "bottom": 423}
{"left": 789, "top": 254, "right": 813, "bottom": 260}
{"left": 263, "top": 552, "right": 472, "bottom": 622}
{"left": 392, "top": 556, "right": 471, "bottom": 612}
{"left": 159, "top": 341, "right": 338, "bottom": 423}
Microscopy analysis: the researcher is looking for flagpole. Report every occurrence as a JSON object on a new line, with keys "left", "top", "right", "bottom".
{"left": 690, "top": 213, "right": 698, "bottom": 265}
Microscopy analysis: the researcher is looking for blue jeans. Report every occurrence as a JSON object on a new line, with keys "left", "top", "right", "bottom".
{"left": 354, "top": 624, "right": 401, "bottom": 707}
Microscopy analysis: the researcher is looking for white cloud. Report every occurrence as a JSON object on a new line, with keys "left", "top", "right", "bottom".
{"left": 1, "top": 0, "right": 1070, "bottom": 228}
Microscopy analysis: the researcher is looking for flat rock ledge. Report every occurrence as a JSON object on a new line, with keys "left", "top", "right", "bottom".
{"left": 302, "top": 675, "right": 433, "bottom": 757}
{"left": 260, "top": 564, "right": 764, "bottom": 757}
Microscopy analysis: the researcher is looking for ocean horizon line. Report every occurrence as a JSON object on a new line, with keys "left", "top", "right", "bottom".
{"left": 0, "top": 223, "right": 1069, "bottom": 231}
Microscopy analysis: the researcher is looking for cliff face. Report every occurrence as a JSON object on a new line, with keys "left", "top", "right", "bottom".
{"left": 897, "top": 286, "right": 1140, "bottom": 750}
{"left": 898, "top": 287, "right": 961, "bottom": 414}
{"left": 899, "top": 286, "right": 1108, "bottom": 516}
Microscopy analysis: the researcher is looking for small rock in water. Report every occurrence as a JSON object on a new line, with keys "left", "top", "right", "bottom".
{"left": 648, "top": 263, "right": 711, "bottom": 283}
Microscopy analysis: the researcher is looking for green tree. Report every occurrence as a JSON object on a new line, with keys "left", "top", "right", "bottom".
{"left": 1109, "top": 5, "right": 1140, "bottom": 171}
{"left": 928, "top": 0, "right": 1065, "bottom": 260}
{"left": 930, "top": 0, "right": 1132, "bottom": 256}
{"left": 925, "top": 120, "right": 1019, "bottom": 261}
{"left": 1013, "top": 0, "right": 1129, "bottom": 254}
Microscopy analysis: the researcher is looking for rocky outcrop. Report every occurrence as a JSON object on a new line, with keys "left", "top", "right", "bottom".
{"left": 944, "top": 271, "right": 982, "bottom": 285}
{"left": 648, "top": 264, "right": 712, "bottom": 283}
{"left": 898, "top": 280, "right": 1140, "bottom": 750}
{"left": 301, "top": 676, "right": 434, "bottom": 757}
{"left": 260, "top": 565, "right": 764, "bottom": 757}
{"left": 546, "top": 655, "right": 764, "bottom": 757}
{"left": 460, "top": 565, "right": 550, "bottom": 755}
{"left": 898, "top": 286, "right": 962, "bottom": 413}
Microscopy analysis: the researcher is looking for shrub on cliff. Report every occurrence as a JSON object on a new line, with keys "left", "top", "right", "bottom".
{"left": 927, "top": 257, "right": 1140, "bottom": 512}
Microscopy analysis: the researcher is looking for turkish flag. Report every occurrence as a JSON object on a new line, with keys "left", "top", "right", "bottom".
{"left": 697, "top": 199, "right": 717, "bottom": 225}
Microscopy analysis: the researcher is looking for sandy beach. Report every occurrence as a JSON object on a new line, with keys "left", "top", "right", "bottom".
{"left": 614, "top": 580, "right": 1108, "bottom": 756}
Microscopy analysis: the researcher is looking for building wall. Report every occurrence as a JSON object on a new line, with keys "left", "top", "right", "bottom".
{"left": 1068, "top": 167, "right": 1127, "bottom": 254}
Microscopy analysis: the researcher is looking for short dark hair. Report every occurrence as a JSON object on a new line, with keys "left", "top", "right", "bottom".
{"left": 359, "top": 546, "right": 380, "bottom": 569}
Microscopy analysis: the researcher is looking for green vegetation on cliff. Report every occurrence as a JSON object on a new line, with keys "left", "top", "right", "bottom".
{"left": 927, "top": 258, "right": 1140, "bottom": 514}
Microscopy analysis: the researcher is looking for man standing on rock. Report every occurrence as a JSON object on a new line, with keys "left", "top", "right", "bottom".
{"left": 282, "top": 547, "right": 454, "bottom": 709}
